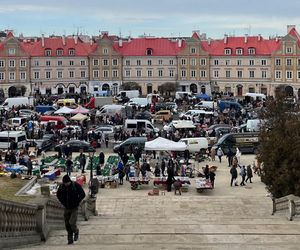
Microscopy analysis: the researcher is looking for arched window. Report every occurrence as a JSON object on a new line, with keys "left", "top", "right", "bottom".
{"left": 56, "top": 48, "right": 64, "bottom": 56}
{"left": 44, "top": 49, "right": 52, "bottom": 56}
{"left": 146, "top": 48, "right": 153, "bottom": 56}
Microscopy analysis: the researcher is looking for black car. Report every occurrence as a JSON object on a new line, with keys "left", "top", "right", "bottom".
{"left": 113, "top": 137, "right": 147, "bottom": 154}
{"left": 135, "top": 111, "right": 152, "bottom": 121}
{"left": 35, "top": 139, "right": 53, "bottom": 155}
{"left": 55, "top": 140, "right": 95, "bottom": 153}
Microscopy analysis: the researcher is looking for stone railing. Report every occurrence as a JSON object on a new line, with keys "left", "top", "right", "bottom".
{"left": 0, "top": 196, "right": 97, "bottom": 249}
{"left": 272, "top": 194, "right": 300, "bottom": 221}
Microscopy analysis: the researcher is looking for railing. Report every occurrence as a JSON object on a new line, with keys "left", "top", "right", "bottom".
{"left": 0, "top": 196, "right": 97, "bottom": 249}
{"left": 272, "top": 194, "right": 300, "bottom": 221}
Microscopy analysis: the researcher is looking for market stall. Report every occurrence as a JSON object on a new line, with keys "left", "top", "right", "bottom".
{"left": 195, "top": 178, "right": 213, "bottom": 193}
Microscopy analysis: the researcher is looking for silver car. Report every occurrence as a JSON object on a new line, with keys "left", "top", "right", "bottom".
{"left": 59, "top": 125, "right": 81, "bottom": 136}
{"left": 88, "top": 125, "right": 114, "bottom": 138}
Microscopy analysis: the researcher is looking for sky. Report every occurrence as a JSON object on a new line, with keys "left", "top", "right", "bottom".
{"left": 1, "top": 0, "right": 300, "bottom": 39}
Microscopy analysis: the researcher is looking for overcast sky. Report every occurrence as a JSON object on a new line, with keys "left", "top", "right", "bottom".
{"left": 1, "top": 0, "right": 300, "bottom": 38}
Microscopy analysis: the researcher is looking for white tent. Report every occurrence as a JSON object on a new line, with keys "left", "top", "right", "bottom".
{"left": 173, "top": 121, "right": 196, "bottom": 129}
{"left": 144, "top": 137, "right": 187, "bottom": 151}
{"left": 70, "top": 113, "right": 88, "bottom": 121}
{"left": 54, "top": 106, "right": 74, "bottom": 114}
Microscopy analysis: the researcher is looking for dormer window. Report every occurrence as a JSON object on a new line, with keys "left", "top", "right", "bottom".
{"left": 68, "top": 48, "right": 75, "bottom": 56}
{"left": 45, "top": 49, "right": 52, "bottom": 56}
{"left": 8, "top": 48, "right": 16, "bottom": 55}
{"left": 224, "top": 48, "right": 232, "bottom": 55}
{"left": 191, "top": 47, "right": 196, "bottom": 54}
{"left": 286, "top": 47, "right": 293, "bottom": 54}
{"left": 56, "top": 49, "right": 63, "bottom": 56}
{"left": 236, "top": 48, "right": 243, "bottom": 55}
{"left": 248, "top": 47, "right": 256, "bottom": 55}
{"left": 146, "top": 48, "right": 153, "bottom": 56}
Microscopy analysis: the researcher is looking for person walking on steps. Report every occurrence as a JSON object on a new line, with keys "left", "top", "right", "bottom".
{"left": 79, "top": 150, "right": 86, "bottom": 174}
{"left": 217, "top": 147, "right": 224, "bottom": 163}
{"left": 240, "top": 165, "right": 246, "bottom": 186}
{"left": 245, "top": 165, "right": 253, "bottom": 183}
{"left": 230, "top": 165, "right": 238, "bottom": 186}
{"left": 57, "top": 174, "right": 86, "bottom": 245}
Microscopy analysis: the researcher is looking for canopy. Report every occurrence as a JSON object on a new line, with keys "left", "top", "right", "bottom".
{"left": 196, "top": 93, "right": 210, "bottom": 100}
{"left": 144, "top": 137, "right": 187, "bottom": 151}
{"left": 54, "top": 106, "right": 74, "bottom": 114}
{"left": 71, "top": 106, "right": 90, "bottom": 114}
{"left": 173, "top": 121, "right": 196, "bottom": 129}
{"left": 70, "top": 113, "right": 88, "bottom": 121}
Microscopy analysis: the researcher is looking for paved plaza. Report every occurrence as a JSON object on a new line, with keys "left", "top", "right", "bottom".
{"left": 15, "top": 153, "right": 300, "bottom": 250}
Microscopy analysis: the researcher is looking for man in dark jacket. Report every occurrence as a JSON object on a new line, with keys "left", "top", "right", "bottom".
{"left": 79, "top": 150, "right": 86, "bottom": 174}
{"left": 57, "top": 174, "right": 85, "bottom": 244}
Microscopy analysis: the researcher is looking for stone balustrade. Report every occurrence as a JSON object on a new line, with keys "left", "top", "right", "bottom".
{"left": 272, "top": 194, "right": 300, "bottom": 221}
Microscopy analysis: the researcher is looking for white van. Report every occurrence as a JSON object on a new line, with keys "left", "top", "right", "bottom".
{"left": 127, "top": 98, "right": 148, "bottom": 108}
{"left": 0, "top": 131, "right": 27, "bottom": 149}
{"left": 115, "top": 90, "right": 139, "bottom": 102}
{"left": 175, "top": 91, "right": 193, "bottom": 101}
{"left": 194, "top": 101, "right": 216, "bottom": 110}
{"left": 179, "top": 137, "right": 209, "bottom": 153}
{"left": 246, "top": 119, "right": 263, "bottom": 132}
{"left": 7, "top": 117, "right": 27, "bottom": 128}
{"left": 96, "top": 105, "right": 123, "bottom": 116}
{"left": 179, "top": 110, "right": 213, "bottom": 120}
{"left": 0, "top": 97, "right": 34, "bottom": 109}
{"left": 124, "top": 119, "right": 159, "bottom": 134}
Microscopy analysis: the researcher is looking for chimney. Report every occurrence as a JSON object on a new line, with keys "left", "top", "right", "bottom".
{"left": 41, "top": 34, "right": 45, "bottom": 47}
{"left": 276, "top": 36, "right": 279, "bottom": 42}
{"left": 258, "top": 34, "right": 261, "bottom": 41}
{"left": 224, "top": 34, "right": 228, "bottom": 44}
{"left": 287, "top": 25, "right": 296, "bottom": 33}
{"left": 118, "top": 38, "right": 123, "bottom": 47}
{"left": 62, "top": 35, "right": 66, "bottom": 46}
{"left": 90, "top": 38, "right": 93, "bottom": 45}
{"left": 244, "top": 34, "right": 248, "bottom": 43}
{"left": 178, "top": 39, "right": 182, "bottom": 48}
{"left": 208, "top": 38, "right": 211, "bottom": 45}
{"left": 74, "top": 35, "right": 78, "bottom": 45}
{"left": 34, "top": 37, "right": 37, "bottom": 42}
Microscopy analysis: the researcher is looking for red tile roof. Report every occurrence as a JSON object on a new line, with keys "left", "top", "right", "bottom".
{"left": 288, "top": 27, "right": 300, "bottom": 47}
{"left": 115, "top": 38, "right": 185, "bottom": 56}
{"left": 201, "top": 36, "right": 280, "bottom": 56}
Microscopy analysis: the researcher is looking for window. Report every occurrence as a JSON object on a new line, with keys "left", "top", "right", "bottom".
{"left": 261, "top": 59, "right": 267, "bottom": 66}
{"left": 237, "top": 70, "right": 243, "bottom": 78}
{"left": 200, "top": 59, "right": 206, "bottom": 66}
{"left": 20, "top": 72, "right": 26, "bottom": 80}
{"left": 181, "top": 70, "right": 186, "bottom": 77}
{"left": 225, "top": 60, "right": 230, "bottom": 66}
{"left": 191, "top": 70, "right": 196, "bottom": 78}
{"left": 137, "top": 60, "right": 141, "bottom": 66}
{"left": 237, "top": 60, "right": 242, "bottom": 66}
{"left": 224, "top": 48, "right": 231, "bottom": 55}
{"left": 57, "top": 71, "right": 63, "bottom": 78}
{"left": 275, "top": 70, "right": 281, "bottom": 79}
{"left": 45, "top": 49, "right": 51, "bottom": 56}
{"left": 298, "top": 71, "right": 300, "bottom": 79}
{"left": 146, "top": 48, "right": 153, "bottom": 55}
{"left": 200, "top": 70, "right": 206, "bottom": 78}
{"left": 9, "top": 60, "right": 15, "bottom": 67}
{"left": 45, "top": 71, "right": 51, "bottom": 79}
{"left": 191, "top": 58, "right": 196, "bottom": 66}
{"left": 103, "top": 48, "right": 108, "bottom": 54}
{"left": 248, "top": 48, "right": 256, "bottom": 55}
{"left": 169, "top": 70, "right": 174, "bottom": 77}
{"left": 158, "top": 59, "right": 163, "bottom": 65}
{"left": 112, "top": 59, "right": 118, "bottom": 66}
{"left": 0, "top": 60, "right": 4, "bottom": 67}
{"left": 249, "top": 70, "right": 255, "bottom": 78}
{"left": 9, "top": 72, "right": 15, "bottom": 80}
{"left": 56, "top": 49, "right": 63, "bottom": 56}
{"left": 34, "top": 60, "right": 39, "bottom": 66}
{"left": 80, "top": 60, "right": 86, "bottom": 66}
{"left": 20, "top": 60, "right": 26, "bottom": 67}
{"left": 214, "top": 70, "right": 219, "bottom": 78}
{"left": 93, "top": 70, "right": 99, "bottom": 78}
{"left": 181, "top": 59, "right": 186, "bottom": 65}
{"left": 125, "top": 60, "right": 130, "bottom": 66}
{"left": 147, "top": 70, "right": 153, "bottom": 77}
{"left": 158, "top": 70, "right": 163, "bottom": 77}
{"left": 68, "top": 49, "right": 75, "bottom": 56}
{"left": 147, "top": 60, "right": 152, "bottom": 66}
{"left": 34, "top": 71, "right": 40, "bottom": 79}
{"left": 103, "top": 59, "right": 108, "bottom": 66}
{"left": 81, "top": 71, "right": 86, "bottom": 78}
{"left": 286, "top": 59, "right": 292, "bottom": 66}
{"left": 136, "top": 70, "right": 142, "bottom": 77}
{"left": 113, "top": 70, "right": 118, "bottom": 78}
{"left": 249, "top": 60, "right": 254, "bottom": 66}
{"left": 262, "top": 70, "right": 267, "bottom": 78}
{"left": 275, "top": 59, "right": 281, "bottom": 66}
{"left": 93, "top": 59, "right": 99, "bottom": 66}
{"left": 103, "top": 70, "right": 109, "bottom": 78}
{"left": 8, "top": 48, "right": 16, "bottom": 55}
{"left": 125, "top": 70, "right": 130, "bottom": 77}
{"left": 236, "top": 48, "right": 243, "bottom": 55}
{"left": 57, "top": 60, "right": 62, "bottom": 66}
{"left": 0, "top": 72, "right": 4, "bottom": 80}
{"left": 169, "top": 59, "right": 174, "bottom": 65}
{"left": 69, "top": 60, "right": 74, "bottom": 66}
{"left": 286, "top": 71, "right": 293, "bottom": 79}
{"left": 298, "top": 59, "right": 300, "bottom": 66}
{"left": 225, "top": 70, "right": 231, "bottom": 78}
{"left": 46, "top": 60, "right": 51, "bottom": 67}
{"left": 214, "top": 60, "right": 219, "bottom": 65}
{"left": 286, "top": 47, "right": 292, "bottom": 54}
{"left": 69, "top": 71, "right": 74, "bottom": 78}
{"left": 191, "top": 47, "right": 196, "bottom": 54}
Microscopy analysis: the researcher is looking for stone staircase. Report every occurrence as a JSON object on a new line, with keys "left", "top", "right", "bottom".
{"left": 16, "top": 194, "right": 300, "bottom": 250}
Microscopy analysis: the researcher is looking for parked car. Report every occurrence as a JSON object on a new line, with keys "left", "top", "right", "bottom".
{"left": 59, "top": 125, "right": 81, "bottom": 136}
{"left": 88, "top": 125, "right": 114, "bottom": 138}
{"left": 35, "top": 139, "right": 54, "bottom": 155}
{"left": 135, "top": 111, "right": 152, "bottom": 121}
{"left": 55, "top": 140, "right": 95, "bottom": 153}
{"left": 113, "top": 137, "right": 147, "bottom": 153}
{"left": 19, "top": 109, "right": 37, "bottom": 118}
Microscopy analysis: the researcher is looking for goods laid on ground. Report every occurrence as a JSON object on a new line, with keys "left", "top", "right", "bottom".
{"left": 195, "top": 178, "right": 213, "bottom": 193}
{"left": 129, "top": 177, "right": 150, "bottom": 190}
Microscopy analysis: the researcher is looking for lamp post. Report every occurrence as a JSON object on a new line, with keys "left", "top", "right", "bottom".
{"left": 89, "top": 151, "right": 95, "bottom": 198}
